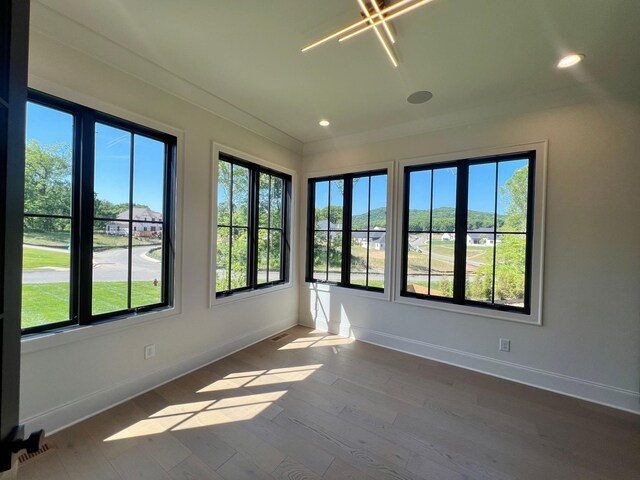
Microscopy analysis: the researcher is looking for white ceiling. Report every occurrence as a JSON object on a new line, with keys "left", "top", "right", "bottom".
{"left": 31, "top": 0, "right": 640, "bottom": 149}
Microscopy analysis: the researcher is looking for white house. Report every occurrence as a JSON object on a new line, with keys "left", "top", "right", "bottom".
{"left": 105, "top": 207, "right": 163, "bottom": 237}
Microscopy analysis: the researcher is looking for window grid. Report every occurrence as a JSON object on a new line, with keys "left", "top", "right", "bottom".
{"left": 306, "top": 169, "right": 387, "bottom": 292}
{"left": 401, "top": 152, "right": 535, "bottom": 314}
{"left": 215, "top": 154, "right": 290, "bottom": 298}
{"left": 257, "top": 173, "right": 285, "bottom": 285}
{"left": 22, "top": 90, "right": 176, "bottom": 335}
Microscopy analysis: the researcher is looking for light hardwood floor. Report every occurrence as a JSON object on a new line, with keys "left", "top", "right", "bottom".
{"left": 17, "top": 326, "right": 640, "bottom": 479}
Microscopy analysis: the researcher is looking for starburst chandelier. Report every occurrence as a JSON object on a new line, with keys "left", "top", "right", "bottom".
{"left": 301, "top": 0, "right": 435, "bottom": 67}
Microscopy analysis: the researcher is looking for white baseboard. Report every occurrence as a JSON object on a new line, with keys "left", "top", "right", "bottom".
{"left": 310, "top": 322, "right": 640, "bottom": 415}
{"left": 21, "top": 317, "right": 297, "bottom": 435}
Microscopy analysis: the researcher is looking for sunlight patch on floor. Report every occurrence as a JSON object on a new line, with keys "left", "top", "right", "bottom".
{"left": 197, "top": 364, "right": 323, "bottom": 392}
{"left": 104, "top": 361, "right": 325, "bottom": 442}
{"left": 278, "top": 335, "right": 354, "bottom": 350}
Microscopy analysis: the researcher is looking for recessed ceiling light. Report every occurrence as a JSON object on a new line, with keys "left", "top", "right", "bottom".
{"left": 557, "top": 53, "right": 585, "bottom": 68}
{"left": 319, "top": 120, "right": 330, "bottom": 127}
{"left": 407, "top": 91, "right": 433, "bottom": 104}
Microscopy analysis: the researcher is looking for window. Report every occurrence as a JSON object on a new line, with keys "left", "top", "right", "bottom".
{"left": 402, "top": 152, "right": 535, "bottom": 313}
{"left": 306, "top": 170, "right": 388, "bottom": 291}
{"left": 215, "top": 153, "right": 291, "bottom": 297}
{"left": 22, "top": 90, "right": 176, "bottom": 334}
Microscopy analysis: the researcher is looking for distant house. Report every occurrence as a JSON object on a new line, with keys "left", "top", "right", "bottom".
{"left": 441, "top": 233, "right": 455, "bottom": 241}
{"left": 408, "top": 234, "right": 430, "bottom": 253}
{"left": 317, "top": 220, "right": 342, "bottom": 230}
{"left": 466, "top": 227, "right": 496, "bottom": 246}
{"left": 105, "top": 207, "right": 163, "bottom": 237}
{"left": 351, "top": 230, "right": 385, "bottom": 249}
{"left": 372, "top": 232, "right": 385, "bottom": 251}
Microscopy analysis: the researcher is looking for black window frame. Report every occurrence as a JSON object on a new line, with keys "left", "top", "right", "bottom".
{"left": 22, "top": 89, "right": 177, "bottom": 335}
{"left": 305, "top": 169, "right": 388, "bottom": 293}
{"left": 215, "top": 152, "right": 291, "bottom": 298}
{"left": 401, "top": 151, "right": 536, "bottom": 314}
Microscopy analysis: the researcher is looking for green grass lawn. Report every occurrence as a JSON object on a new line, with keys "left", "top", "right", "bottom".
{"left": 148, "top": 247, "right": 163, "bottom": 261}
{"left": 22, "top": 281, "right": 163, "bottom": 329}
{"left": 23, "top": 246, "right": 70, "bottom": 269}
{"left": 24, "top": 230, "right": 160, "bottom": 249}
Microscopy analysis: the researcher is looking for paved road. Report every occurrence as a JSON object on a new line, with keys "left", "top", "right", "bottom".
{"left": 23, "top": 245, "right": 161, "bottom": 284}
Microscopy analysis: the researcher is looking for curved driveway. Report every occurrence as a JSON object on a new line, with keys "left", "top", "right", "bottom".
{"left": 22, "top": 246, "right": 161, "bottom": 284}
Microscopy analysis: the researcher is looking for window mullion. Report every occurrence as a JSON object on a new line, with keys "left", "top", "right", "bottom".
{"left": 126, "top": 132, "right": 134, "bottom": 310}
{"left": 342, "top": 175, "right": 353, "bottom": 286}
{"left": 453, "top": 163, "right": 468, "bottom": 303}
{"left": 305, "top": 180, "right": 315, "bottom": 282}
{"left": 78, "top": 108, "right": 95, "bottom": 324}
{"left": 69, "top": 106, "right": 83, "bottom": 325}
{"left": 491, "top": 162, "right": 499, "bottom": 305}
{"left": 248, "top": 167, "right": 259, "bottom": 288}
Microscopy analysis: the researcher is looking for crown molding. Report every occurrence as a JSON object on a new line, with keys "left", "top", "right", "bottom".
{"left": 29, "top": 1, "right": 303, "bottom": 155}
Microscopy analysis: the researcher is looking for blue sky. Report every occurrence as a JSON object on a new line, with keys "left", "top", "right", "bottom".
{"left": 314, "top": 174, "right": 387, "bottom": 218}
{"left": 409, "top": 160, "right": 528, "bottom": 215}
{"left": 26, "top": 102, "right": 165, "bottom": 213}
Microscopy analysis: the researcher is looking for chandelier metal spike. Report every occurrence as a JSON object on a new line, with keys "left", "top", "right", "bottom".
{"left": 301, "top": 0, "right": 435, "bottom": 67}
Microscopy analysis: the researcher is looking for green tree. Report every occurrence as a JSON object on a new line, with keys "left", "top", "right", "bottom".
{"left": 467, "top": 165, "right": 528, "bottom": 303}
{"left": 24, "top": 140, "right": 72, "bottom": 232}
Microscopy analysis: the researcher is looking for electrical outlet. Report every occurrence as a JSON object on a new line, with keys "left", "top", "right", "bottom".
{"left": 144, "top": 344, "right": 156, "bottom": 359}
{"left": 499, "top": 338, "right": 510, "bottom": 352}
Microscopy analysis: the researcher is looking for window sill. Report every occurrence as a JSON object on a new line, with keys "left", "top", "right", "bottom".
{"left": 210, "top": 281, "right": 293, "bottom": 307}
{"left": 20, "top": 306, "right": 181, "bottom": 355}
{"left": 393, "top": 294, "right": 541, "bottom": 325}
{"left": 306, "top": 282, "right": 391, "bottom": 302}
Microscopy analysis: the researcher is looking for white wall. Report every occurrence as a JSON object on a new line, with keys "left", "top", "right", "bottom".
{"left": 20, "top": 33, "right": 301, "bottom": 434}
{"left": 300, "top": 99, "right": 640, "bottom": 413}
{"left": 21, "top": 29, "right": 640, "bottom": 434}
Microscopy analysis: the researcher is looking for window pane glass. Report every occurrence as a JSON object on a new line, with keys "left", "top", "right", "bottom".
{"left": 498, "top": 159, "right": 529, "bottom": 232}
{"left": 468, "top": 162, "right": 496, "bottom": 231}
{"left": 495, "top": 234, "right": 526, "bottom": 306}
{"left": 269, "top": 230, "right": 282, "bottom": 281}
{"left": 350, "top": 233, "right": 367, "bottom": 286}
{"left": 217, "top": 160, "right": 232, "bottom": 225}
{"left": 271, "top": 177, "right": 283, "bottom": 229}
{"left": 329, "top": 180, "right": 343, "bottom": 231}
{"left": 406, "top": 233, "right": 430, "bottom": 294}
{"left": 313, "top": 231, "right": 328, "bottom": 281}
{"left": 408, "top": 170, "right": 431, "bottom": 232}
{"left": 232, "top": 164, "right": 249, "bottom": 227}
{"left": 133, "top": 135, "right": 165, "bottom": 223}
{"left": 94, "top": 123, "right": 131, "bottom": 219}
{"left": 22, "top": 220, "right": 71, "bottom": 329}
{"left": 258, "top": 173, "right": 270, "bottom": 228}
{"left": 230, "top": 227, "right": 248, "bottom": 289}
{"left": 327, "top": 232, "right": 342, "bottom": 283}
{"left": 430, "top": 235, "right": 455, "bottom": 297}
{"left": 351, "top": 176, "right": 369, "bottom": 230}
{"left": 369, "top": 175, "right": 387, "bottom": 230}
{"left": 465, "top": 240, "right": 494, "bottom": 303}
{"left": 368, "top": 234, "right": 385, "bottom": 289}
{"left": 131, "top": 224, "right": 163, "bottom": 308}
{"left": 314, "top": 181, "right": 329, "bottom": 229}
{"left": 257, "top": 228, "right": 268, "bottom": 284}
{"left": 216, "top": 227, "right": 230, "bottom": 292}
{"left": 25, "top": 102, "right": 73, "bottom": 216}
{"left": 92, "top": 228, "right": 129, "bottom": 315}
{"left": 432, "top": 167, "right": 456, "bottom": 232}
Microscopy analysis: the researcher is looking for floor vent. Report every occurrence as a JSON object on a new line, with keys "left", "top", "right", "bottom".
{"left": 17, "top": 442, "right": 56, "bottom": 466}
{"left": 270, "top": 332, "right": 290, "bottom": 342}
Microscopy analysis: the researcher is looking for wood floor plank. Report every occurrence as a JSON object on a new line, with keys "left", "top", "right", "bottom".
{"left": 239, "top": 414, "right": 335, "bottom": 475}
{"left": 273, "top": 457, "right": 324, "bottom": 480}
{"left": 168, "top": 454, "right": 224, "bottom": 480}
{"left": 16, "top": 326, "right": 640, "bottom": 480}
{"left": 216, "top": 452, "right": 274, "bottom": 480}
